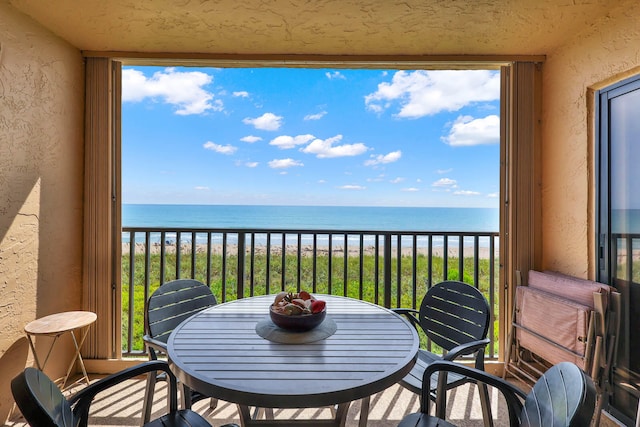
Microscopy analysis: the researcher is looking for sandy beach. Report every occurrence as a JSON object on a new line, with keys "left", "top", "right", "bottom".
{"left": 122, "top": 242, "right": 498, "bottom": 259}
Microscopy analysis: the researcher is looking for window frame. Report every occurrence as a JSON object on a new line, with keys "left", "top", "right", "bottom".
{"left": 596, "top": 74, "right": 640, "bottom": 283}
{"left": 595, "top": 73, "right": 640, "bottom": 424}
{"left": 82, "top": 57, "right": 542, "bottom": 375}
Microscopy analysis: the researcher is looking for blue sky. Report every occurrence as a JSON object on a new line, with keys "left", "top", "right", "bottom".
{"left": 122, "top": 67, "right": 500, "bottom": 208}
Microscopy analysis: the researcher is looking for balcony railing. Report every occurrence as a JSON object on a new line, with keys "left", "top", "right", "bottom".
{"left": 121, "top": 227, "right": 500, "bottom": 358}
{"left": 612, "top": 232, "right": 640, "bottom": 283}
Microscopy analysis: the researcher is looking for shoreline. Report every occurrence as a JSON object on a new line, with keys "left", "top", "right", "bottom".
{"left": 122, "top": 242, "right": 498, "bottom": 259}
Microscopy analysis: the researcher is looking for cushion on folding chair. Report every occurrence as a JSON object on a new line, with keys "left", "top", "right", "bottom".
{"left": 515, "top": 286, "right": 591, "bottom": 368}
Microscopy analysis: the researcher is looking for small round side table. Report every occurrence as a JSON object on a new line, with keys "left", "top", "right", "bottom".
{"left": 24, "top": 311, "right": 97, "bottom": 389}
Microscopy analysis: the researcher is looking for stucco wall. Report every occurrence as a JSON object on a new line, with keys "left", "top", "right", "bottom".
{"left": 541, "top": 2, "right": 640, "bottom": 278}
{"left": 0, "top": 2, "right": 84, "bottom": 422}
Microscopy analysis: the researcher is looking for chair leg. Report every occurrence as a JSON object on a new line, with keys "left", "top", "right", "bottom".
{"left": 140, "top": 372, "right": 157, "bottom": 426}
{"left": 434, "top": 374, "right": 448, "bottom": 419}
{"left": 181, "top": 383, "right": 193, "bottom": 409}
{"left": 477, "top": 381, "right": 494, "bottom": 427}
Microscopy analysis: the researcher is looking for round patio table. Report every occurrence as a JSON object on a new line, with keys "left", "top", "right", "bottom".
{"left": 167, "top": 294, "right": 418, "bottom": 427}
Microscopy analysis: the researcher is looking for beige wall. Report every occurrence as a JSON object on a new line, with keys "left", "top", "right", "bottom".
{"left": 0, "top": 2, "right": 84, "bottom": 421}
{"left": 0, "top": 0, "right": 638, "bottom": 420}
{"left": 541, "top": 2, "right": 640, "bottom": 278}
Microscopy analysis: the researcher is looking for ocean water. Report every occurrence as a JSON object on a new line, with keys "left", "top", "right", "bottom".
{"left": 122, "top": 204, "right": 499, "bottom": 232}
{"left": 122, "top": 204, "right": 499, "bottom": 248}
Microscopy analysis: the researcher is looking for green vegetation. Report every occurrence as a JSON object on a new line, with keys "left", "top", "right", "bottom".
{"left": 122, "top": 251, "right": 500, "bottom": 355}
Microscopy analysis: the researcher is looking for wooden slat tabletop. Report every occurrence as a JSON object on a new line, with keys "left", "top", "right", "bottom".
{"left": 24, "top": 311, "right": 97, "bottom": 335}
{"left": 168, "top": 294, "right": 418, "bottom": 409}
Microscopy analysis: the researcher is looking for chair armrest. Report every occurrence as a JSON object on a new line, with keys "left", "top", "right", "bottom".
{"left": 69, "top": 360, "right": 178, "bottom": 424}
{"left": 422, "top": 360, "right": 526, "bottom": 425}
{"left": 442, "top": 338, "right": 490, "bottom": 362}
{"left": 391, "top": 308, "right": 422, "bottom": 330}
{"left": 143, "top": 334, "right": 169, "bottom": 354}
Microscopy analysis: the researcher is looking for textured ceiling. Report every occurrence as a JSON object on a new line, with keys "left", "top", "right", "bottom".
{"left": 6, "top": 0, "right": 623, "bottom": 57}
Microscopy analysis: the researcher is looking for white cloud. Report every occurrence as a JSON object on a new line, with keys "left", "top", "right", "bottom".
{"left": 318, "top": 179, "right": 327, "bottom": 184}
{"left": 364, "top": 150, "right": 402, "bottom": 166}
{"left": 270, "top": 134, "right": 315, "bottom": 149}
{"left": 487, "top": 192, "right": 499, "bottom": 198}
{"left": 364, "top": 70, "right": 499, "bottom": 118}
{"left": 443, "top": 115, "right": 500, "bottom": 146}
{"left": 402, "top": 187, "right": 420, "bottom": 192}
{"left": 243, "top": 112, "right": 283, "bottom": 131}
{"left": 432, "top": 178, "right": 458, "bottom": 188}
{"left": 301, "top": 135, "right": 369, "bottom": 158}
{"left": 203, "top": 141, "right": 237, "bottom": 154}
{"left": 454, "top": 190, "right": 481, "bottom": 196}
{"left": 338, "top": 185, "right": 366, "bottom": 190}
{"left": 241, "top": 135, "right": 262, "bottom": 143}
{"left": 367, "top": 174, "right": 385, "bottom": 182}
{"left": 122, "top": 67, "right": 221, "bottom": 115}
{"left": 233, "top": 91, "right": 249, "bottom": 98}
{"left": 326, "top": 71, "right": 346, "bottom": 80}
{"left": 304, "top": 111, "right": 327, "bottom": 121}
{"left": 268, "top": 158, "right": 304, "bottom": 169}
{"left": 390, "top": 177, "right": 405, "bottom": 184}
{"left": 245, "top": 162, "right": 259, "bottom": 168}
{"left": 366, "top": 103, "right": 384, "bottom": 114}
{"left": 436, "top": 168, "right": 453, "bottom": 174}
{"left": 194, "top": 186, "right": 209, "bottom": 191}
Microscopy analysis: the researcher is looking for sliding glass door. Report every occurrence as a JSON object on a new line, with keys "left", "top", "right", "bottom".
{"left": 597, "top": 75, "right": 640, "bottom": 424}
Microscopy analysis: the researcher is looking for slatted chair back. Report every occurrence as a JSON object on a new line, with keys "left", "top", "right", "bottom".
{"left": 146, "top": 279, "right": 217, "bottom": 347}
{"left": 522, "top": 361, "right": 596, "bottom": 426}
{"left": 419, "top": 280, "right": 491, "bottom": 353}
{"left": 398, "top": 360, "right": 597, "bottom": 427}
{"left": 12, "top": 368, "right": 76, "bottom": 427}
{"left": 12, "top": 362, "right": 227, "bottom": 427}
{"left": 141, "top": 279, "right": 218, "bottom": 423}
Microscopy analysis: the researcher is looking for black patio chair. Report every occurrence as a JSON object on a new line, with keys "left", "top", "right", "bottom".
{"left": 11, "top": 360, "right": 238, "bottom": 427}
{"left": 142, "top": 279, "right": 218, "bottom": 424}
{"left": 398, "top": 360, "right": 597, "bottom": 427}
{"left": 393, "top": 280, "right": 493, "bottom": 426}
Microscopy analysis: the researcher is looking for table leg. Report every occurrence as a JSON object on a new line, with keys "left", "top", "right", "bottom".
{"left": 252, "top": 407, "right": 274, "bottom": 419}
{"left": 334, "top": 402, "right": 350, "bottom": 427}
{"left": 358, "top": 396, "right": 370, "bottom": 427}
{"left": 237, "top": 404, "right": 254, "bottom": 426}
{"left": 236, "top": 402, "right": 351, "bottom": 427}
{"left": 60, "top": 326, "right": 92, "bottom": 389}
{"left": 26, "top": 333, "right": 62, "bottom": 372}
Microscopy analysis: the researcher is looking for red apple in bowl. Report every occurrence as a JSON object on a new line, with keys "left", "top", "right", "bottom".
{"left": 269, "top": 291, "right": 326, "bottom": 332}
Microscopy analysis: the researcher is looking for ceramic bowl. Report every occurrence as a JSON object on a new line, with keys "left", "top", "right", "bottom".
{"left": 269, "top": 305, "right": 326, "bottom": 332}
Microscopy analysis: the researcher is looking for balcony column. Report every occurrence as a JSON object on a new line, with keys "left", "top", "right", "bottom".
{"left": 82, "top": 57, "right": 122, "bottom": 359}
{"left": 501, "top": 61, "right": 543, "bottom": 360}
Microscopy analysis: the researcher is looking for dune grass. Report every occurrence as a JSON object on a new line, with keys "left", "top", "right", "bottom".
{"left": 121, "top": 251, "right": 500, "bottom": 354}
